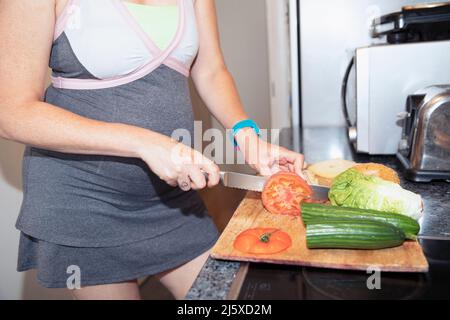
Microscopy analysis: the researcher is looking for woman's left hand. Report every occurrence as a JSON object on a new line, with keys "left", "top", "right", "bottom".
{"left": 235, "top": 128, "right": 306, "bottom": 177}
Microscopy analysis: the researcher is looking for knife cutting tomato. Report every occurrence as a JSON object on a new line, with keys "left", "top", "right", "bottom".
{"left": 261, "top": 172, "right": 313, "bottom": 216}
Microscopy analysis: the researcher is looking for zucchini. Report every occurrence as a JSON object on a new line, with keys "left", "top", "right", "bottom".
{"left": 301, "top": 203, "right": 419, "bottom": 240}
{"left": 306, "top": 220, "right": 406, "bottom": 250}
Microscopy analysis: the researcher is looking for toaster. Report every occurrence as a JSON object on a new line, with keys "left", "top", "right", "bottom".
{"left": 397, "top": 85, "right": 450, "bottom": 182}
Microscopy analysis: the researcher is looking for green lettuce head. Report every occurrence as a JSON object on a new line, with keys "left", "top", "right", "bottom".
{"left": 329, "top": 169, "right": 423, "bottom": 220}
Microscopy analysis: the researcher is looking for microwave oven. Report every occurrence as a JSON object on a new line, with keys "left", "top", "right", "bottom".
{"left": 345, "top": 40, "right": 450, "bottom": 154}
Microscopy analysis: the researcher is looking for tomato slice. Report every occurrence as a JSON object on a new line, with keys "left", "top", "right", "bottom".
{"left": 233, "top": 228, "right": 292, "bottom": 255}
{"left": 262, "top": 172, "right": 312, "bottom": 216}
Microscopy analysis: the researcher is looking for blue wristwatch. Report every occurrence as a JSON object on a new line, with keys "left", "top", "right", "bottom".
{"left": 230, "top": 119, "right": 261, "bottom": 147}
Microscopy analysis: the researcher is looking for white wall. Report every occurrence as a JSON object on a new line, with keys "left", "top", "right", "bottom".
{"left": 195, "top": 0, "right": 272, "bottom": 173}
{"left": 300, "top": 0, "right": 444, "bottom": 127}
{"left": 0, "top": 140, "right": 24, "bottom": 299}
{"left": 213, "top": 0, "right": 271, "bottom": 131}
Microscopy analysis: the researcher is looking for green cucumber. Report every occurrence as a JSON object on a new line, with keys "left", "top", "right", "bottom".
{"left": 301, "top": 203, "right": 419, "bottom": 240}
{"left": 306, "top": 220, "right": 406, "bottom": 250}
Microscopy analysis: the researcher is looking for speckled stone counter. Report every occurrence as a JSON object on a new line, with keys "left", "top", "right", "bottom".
{"left": 186, "top": 258, "right": 240, "bottom": 300}
{"left": 187, "top": 127, "right": 450, "bottom": 300}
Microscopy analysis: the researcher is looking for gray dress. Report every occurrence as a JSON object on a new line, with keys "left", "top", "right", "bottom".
{"left": 16, "top": 32, "right": 219, "bottom": 287}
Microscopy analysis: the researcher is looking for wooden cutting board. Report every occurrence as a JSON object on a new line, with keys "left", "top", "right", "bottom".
{"left": 211, "top": 192, "right": 429, "bottom": 273}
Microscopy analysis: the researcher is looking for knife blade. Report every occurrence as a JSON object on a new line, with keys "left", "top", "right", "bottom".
{"left": 219, "top": 171, "right": 330, "bottom": 201}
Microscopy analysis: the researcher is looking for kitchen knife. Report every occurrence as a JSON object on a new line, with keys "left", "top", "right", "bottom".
{"left": 219, "top": 171, "right": 330, "bottom": 201}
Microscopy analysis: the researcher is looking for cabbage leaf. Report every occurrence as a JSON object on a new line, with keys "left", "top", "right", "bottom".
{"left": 329, "top": 169, "right": 423, "bottom": 220}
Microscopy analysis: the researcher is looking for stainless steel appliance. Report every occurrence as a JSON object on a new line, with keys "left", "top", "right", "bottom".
{"left": 343, "top": 3, "right": 450, "bottom": 155}
{"left": 397, "top": 86, "right": 450, "bottom": 182}
{"left": 346, "top": 40, "right": 450, "bottom": 155}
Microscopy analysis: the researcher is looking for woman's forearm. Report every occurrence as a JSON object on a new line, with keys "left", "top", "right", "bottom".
{"left": 192, "top": 67, "right": 261, "bottom": 147}
{"left": 192, "top": 0, "right": 258, "bottom": 136}
{"left": 192, "top": 67, "right": 249, "bottom": 129}
{"left": 0, "top": 99, "right": 167, "bottom": 158}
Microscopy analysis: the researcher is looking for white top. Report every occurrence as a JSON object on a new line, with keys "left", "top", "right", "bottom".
{"left": 52, "top": 0, "right": 199, "bottom": 90}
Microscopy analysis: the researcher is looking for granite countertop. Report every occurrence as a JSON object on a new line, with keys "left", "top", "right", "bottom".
{"left": 186, "top": 259, "right": 240, "bottom": 300}
{"left": 187, "top": 127, "right": 450, "bottom": 300}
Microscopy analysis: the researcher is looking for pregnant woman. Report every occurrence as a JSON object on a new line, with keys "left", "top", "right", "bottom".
{"left": 0, "top": 0, "right": 304, "bottom": 299}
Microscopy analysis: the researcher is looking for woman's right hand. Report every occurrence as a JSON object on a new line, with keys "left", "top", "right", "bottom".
{"left": 138, "top": 135, "right": 220, "bottom": 191}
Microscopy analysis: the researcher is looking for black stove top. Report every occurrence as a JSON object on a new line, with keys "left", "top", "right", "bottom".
{"left": 238, "top": 239, "right": 450, "bottom": 300}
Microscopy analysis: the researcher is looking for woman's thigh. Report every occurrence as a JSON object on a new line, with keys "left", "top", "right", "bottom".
{"left": 154, "top": 248, "right": 212, "bottom": 300}
{"left": 71, "top": 280, "right": 141, "bottom": 300}
{"left": 69, "top": 248, "right": 211, "bottom": 300}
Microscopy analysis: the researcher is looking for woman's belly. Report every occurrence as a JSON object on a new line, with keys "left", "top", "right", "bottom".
{"left": 41, "top": 65, "right": 195, "bottom": 191}
{"left": 45, "top": 65, "right": 195, "bottom": 136}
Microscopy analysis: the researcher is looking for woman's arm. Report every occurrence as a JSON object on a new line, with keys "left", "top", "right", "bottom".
{"left": 191, "top": 0, "right": 247, "bottom": 130}
{"left": 0, "top": 0, "right": 219, "bottom": 189}
{"left": 191, "top": 0, "right": 305, "bottom": 176}
{"left": 0, "top": 0, "right": 151, "bottom": 157}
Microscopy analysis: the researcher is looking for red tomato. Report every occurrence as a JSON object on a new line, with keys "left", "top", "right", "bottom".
{"left": 262, "top": 172, "right": 313, "bottom": 216}
{"left": 233, "top": 228, "right": 292, "bottom": 255}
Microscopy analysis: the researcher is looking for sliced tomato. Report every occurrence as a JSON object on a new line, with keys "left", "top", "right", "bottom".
{"left": 261, "top": 172, "right": 313, "bottom": 216}
{"left": 233, "top": 228, "right": 292, "bottom": 255}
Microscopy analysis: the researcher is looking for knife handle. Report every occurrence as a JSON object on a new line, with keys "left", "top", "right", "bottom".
{"left": 201, "top": 170, "right": 226, "bottom": 184}
{"left": 201, "top": 170, "right": 209, "bottom": 182}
